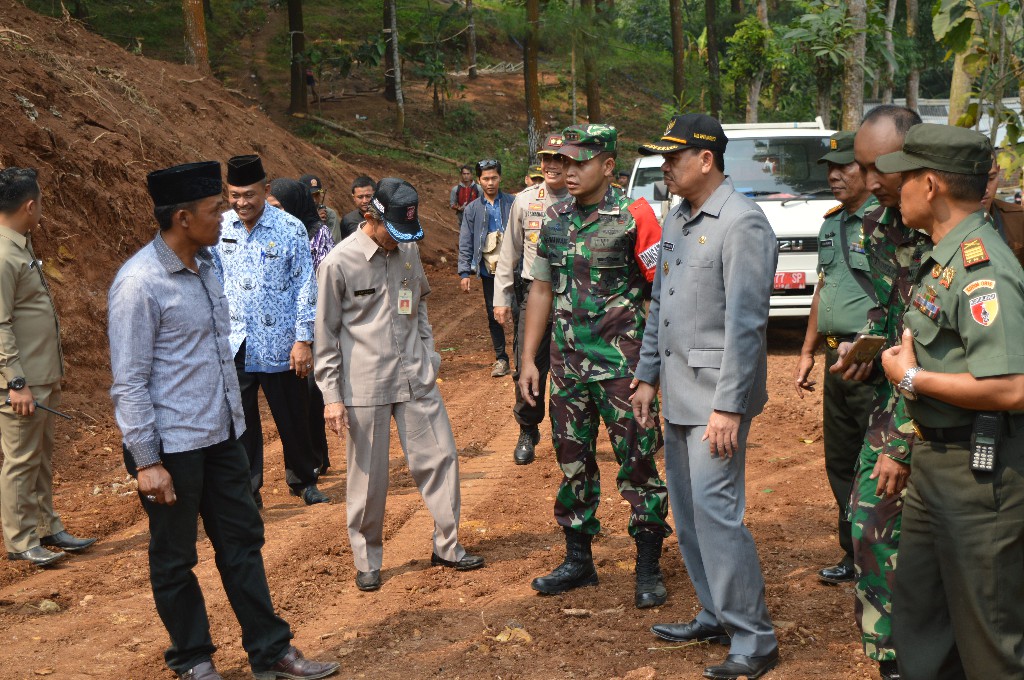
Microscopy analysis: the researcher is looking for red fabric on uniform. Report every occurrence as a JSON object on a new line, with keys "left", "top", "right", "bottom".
{"left": 628, "top": 197, "right": 662, "bottom": 283}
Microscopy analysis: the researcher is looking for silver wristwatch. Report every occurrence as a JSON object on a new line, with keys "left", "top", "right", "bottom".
{"left": 897, "top": 366, "right": 923, "bottom": 401}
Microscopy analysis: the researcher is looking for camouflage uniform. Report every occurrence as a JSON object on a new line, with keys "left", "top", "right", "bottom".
{"left": 850, "top": 205, "right": 928, "bottom": 661}
{"left": 532, "top": 181, "right": 670, "bottom": 539}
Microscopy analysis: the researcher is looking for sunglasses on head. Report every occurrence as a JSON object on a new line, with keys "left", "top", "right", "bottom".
{"left": 477, "top": 159, "right": 500, "bottom": 171}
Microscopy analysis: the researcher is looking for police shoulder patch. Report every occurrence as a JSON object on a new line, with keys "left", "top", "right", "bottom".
{"left": 961, "top": 238, "right": 989, "bottom": 268}
{"left": 823, "top": 204, "right": 844, "bottom": 219}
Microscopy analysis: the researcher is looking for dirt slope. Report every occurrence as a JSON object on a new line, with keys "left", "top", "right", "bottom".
{"left": 1, "top": 4, "right": 877, "bottom": 679}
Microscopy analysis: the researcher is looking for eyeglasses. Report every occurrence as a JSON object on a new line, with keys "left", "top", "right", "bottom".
{"left": 477, "top": 159, "right": 500, "bottom": 171}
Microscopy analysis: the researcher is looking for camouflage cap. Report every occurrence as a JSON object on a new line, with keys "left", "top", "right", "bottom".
{"left": 818, "top": 131, "right": 856, "bottom": 166}
{"left": 638, "top": 113, "right": 727, "bottom": 156}
{"left": 528, "top": 165, "right": 544, "bottom": 179}
{"left": 876, "top": 124, "right": 992, "bottom": 176}
{"left": 537, "top": 133, "right": 565, "bottom": 156}
{"left": 559, "top": 124, "right": 617, "bottom": 161}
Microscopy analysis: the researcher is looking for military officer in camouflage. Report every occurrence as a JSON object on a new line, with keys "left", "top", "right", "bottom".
{"left": 831, "top": 105, "right": 926, "bottom": 680}
{"left": 795, "top": 131, "right": 880, "bottom": 585}
{"left": 518, "top": 124, "right": 671, "bottom": 609}
{"left": 879, "top": 124, "right": 1024, "bottom": 680}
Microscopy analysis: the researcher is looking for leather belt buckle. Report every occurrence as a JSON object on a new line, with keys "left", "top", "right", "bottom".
{"left": 826, "top": 336, "right": 839, "bottom": 349}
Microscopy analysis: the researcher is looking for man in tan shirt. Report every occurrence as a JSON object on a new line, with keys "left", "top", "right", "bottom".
{"left": 0, "top": 168, "right": 95, "bottom": 566}
{"left": 314, "top": 178, "right": 484, "bottom": 592}
{"left": 494, "top": 133, "right": 567, "bottom": 465}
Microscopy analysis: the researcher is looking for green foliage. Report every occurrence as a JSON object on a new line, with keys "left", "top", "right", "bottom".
{"left": 725, "top": 16, "right": 777, "bottom": 82}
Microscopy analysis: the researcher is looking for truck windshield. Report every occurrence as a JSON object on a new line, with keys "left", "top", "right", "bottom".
{"left": 725, "top": 137, "right": 831, "bottom": 199}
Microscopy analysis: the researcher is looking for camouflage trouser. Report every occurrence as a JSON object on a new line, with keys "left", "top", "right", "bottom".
{"left": 548, "top": 373, "right": 670, "bottom": 538}
{"left": 849, "top": 380, "right": 909, "bottom": 662}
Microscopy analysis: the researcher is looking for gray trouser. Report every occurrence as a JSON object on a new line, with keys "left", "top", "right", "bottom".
{"left": 345, "top": 386, "right": 465, "bottom": 572}
{"left": 663, "top": 421, "right": 777, "bottom": 657}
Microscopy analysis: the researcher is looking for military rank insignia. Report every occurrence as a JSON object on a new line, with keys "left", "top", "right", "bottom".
{"left": 530, "top": 203, "right": 543, "bottom": 211}
{"left": 940, "top": 267, "right": 955, "bottom": 289}
{"left": 912, "top": 285, "right": 941, "bottom": 319}
{"left": 961, "top": 238, "right": 989, "bottom": 268}
{"left": 538, "top": 188, "right": 545, "bottom": 199}
{"left": 931, "top": 264, "right": 943, "bottom": 278}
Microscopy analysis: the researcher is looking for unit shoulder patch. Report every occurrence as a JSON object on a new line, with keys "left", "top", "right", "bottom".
{"left": 823, "top": 204, "right": 844, "bottom": 219}
{"left": 969, "top": 292, "right": 999, "bottom": 326}
{"left": 961, "top": 238, "right": 990, "bottom": 268}
{"left": 963, "top": 279, "right": 996, "bottom": 296}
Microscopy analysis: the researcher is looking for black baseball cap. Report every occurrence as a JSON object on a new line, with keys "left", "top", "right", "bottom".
{"left": 300, "top": 173, "right": 325, "bottom": 195}
{"left": 371, "top": 177, "right": 423, "bottom": 242}
{"left": 638, "top": 113, "right": 728, "bottom": 156}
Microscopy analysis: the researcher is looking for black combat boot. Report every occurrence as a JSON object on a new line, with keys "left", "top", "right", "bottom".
{"left": 634, "top": 531, "right": 668, "bottom": 608}
{"left": 531, "top": 528, "right": 598, "bottom": 594}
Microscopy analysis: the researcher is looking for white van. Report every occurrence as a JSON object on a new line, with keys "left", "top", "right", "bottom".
{"left": 627, "top": 119, "right": 839, "bottom": 318}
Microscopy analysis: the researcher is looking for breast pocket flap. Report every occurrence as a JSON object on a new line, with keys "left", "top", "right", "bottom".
{"left": 688, "top": 348, "right": 724, "bottom": 368}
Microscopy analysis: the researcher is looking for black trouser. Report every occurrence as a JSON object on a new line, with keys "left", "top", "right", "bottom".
{"left": 480, "top": 274, "right": 509, "bottom": 363}
{"left": 234, "top": 341, "right": 321, "bottom": 493}
{"left": 307, "top": 370, "right": 330, "bottom": 472}
{"left": 125, "top": 439, "right": 293, "bottom": 675}
{"left": 512, "top": 277, "right": 548, "bottom": 429}
{"left": 822, "top": 345, "right": 878, "bottom": 567}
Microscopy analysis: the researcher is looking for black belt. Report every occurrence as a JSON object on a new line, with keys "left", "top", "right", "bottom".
{"left": 825, "top": 334, "right": 856, "bottom": 349}
{"left": 913, "top": 423, "right": 972, "bottom": 443}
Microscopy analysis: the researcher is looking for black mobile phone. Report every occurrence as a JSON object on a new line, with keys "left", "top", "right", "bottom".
{"left": 970, "top": 412, "right": 1000, "bottom": 472}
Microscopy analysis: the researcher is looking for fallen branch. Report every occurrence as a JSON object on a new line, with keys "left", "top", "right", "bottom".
{"left": 294, "top": 113, "right": 461, "bottom": 167}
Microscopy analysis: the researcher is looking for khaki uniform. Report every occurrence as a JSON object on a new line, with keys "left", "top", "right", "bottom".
{"left": 0, "top": 225, "right": 65, "bottom": 553}
{"left": 894, "top": 212, "right": 1024, "bottom": 678}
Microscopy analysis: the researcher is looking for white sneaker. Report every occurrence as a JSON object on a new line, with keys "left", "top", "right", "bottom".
{"left": 491, "top": 359, "right": 510, "bottom": 377}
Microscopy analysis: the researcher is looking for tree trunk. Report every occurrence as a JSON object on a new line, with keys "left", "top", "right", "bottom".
{"left": 706, "top": 0, "right": 721, "bottom": 118}
{"left": 881, "top": 0, "right": 897, "bottom": 104}
{"left": 181, "top": 0, "right": 211, "bottom": 75}
{"left": 815, "top": 66, "right": 831, "bottom": 128}
{"left": 581, "top": 0, "right": 602, "bottom": 122}
{"left": 669, "top": 0, "right": 685, "bottom": 103}
{"left": 383, "top": 1, "right": 396, "bottom": 102}
{"left": 746, "top": 0, "right": 769, "bottom": 123}
{"left": 525, "top": 0, "right": 542, "bottom": 155}
{"left": 948, "top": 50, "right": 973, "bottom": 125}
{"left": 905, "top": 0, "right": 919, "bottom": 111}
{"left": 203, "top": 0, "right": 212, "bottom": 20}
{"left": 840, "top": 0, "right": 866, "bottom": 131}
{"left": 287, "top": 0, "right": 306, "bottom": 115}
{"left": 388, "top": 0, "right": 404, "bottom": 133}
{"left": 466, "top": 0, "right": 478, "bottom": 79}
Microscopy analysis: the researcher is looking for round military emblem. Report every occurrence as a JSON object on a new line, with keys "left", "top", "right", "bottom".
{"left": 969, "top": 293, "right": 999, "bottom": 326}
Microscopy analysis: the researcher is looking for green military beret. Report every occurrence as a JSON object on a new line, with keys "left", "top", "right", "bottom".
{"left": 818, "top": 131, "right": 856, "bottom": 166}
{"left": 876, "top": 124, "right": 993, "bottom": 175}
{"left": 559, "top": 124, "right": 617, "bottom": 161}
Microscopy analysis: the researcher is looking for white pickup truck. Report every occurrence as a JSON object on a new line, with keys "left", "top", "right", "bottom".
{"left": 627, "top": 119, "right": 839, "bottom": 318}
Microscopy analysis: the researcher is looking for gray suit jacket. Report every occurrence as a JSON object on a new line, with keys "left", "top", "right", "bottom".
{"left": 635, "top": 179, "right": 777, "bottom": 425}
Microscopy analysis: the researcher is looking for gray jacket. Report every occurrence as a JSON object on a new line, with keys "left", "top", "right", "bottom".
{"left": 634, "top": 179, "right": 777, "bottom": 425}
{"left": 458, "top": 192, "right": 513, "bottom": 278}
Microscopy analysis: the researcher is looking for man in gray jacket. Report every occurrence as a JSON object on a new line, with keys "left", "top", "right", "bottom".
{"left": 631, "top": 114, "right": 779, "bottom": 680}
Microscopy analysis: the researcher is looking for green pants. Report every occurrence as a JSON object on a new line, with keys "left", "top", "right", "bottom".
{"left": 548, "top": 373, "right": 670, "bottom": 538}
{"left": 893, "top": 438, "right": 1024, "bottom": 680}
{"left": 822, "top": 345, "right": 879, "bottom": 566}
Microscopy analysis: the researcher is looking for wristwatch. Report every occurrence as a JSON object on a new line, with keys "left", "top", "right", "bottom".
{"left": 897, "top": 366, "right": 923, "bottom": 401}
{"left": 6, "top": 377, "right": 26, "bottom": 391}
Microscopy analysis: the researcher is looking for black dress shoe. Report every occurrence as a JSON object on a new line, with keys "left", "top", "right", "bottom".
{"left": 651, "top": 619, "right": 731, "bottom": 645}
{"left": 431, "top": 552, "right": 485, "bottom": 571}
{"left": 355, "top": 570, "right": 381, "bottom": 591}
{"left": 7, "top": 545, "right": 65, "bottom": 567}
{"left": 252, "top": 646, "right": 340, "bottom": 680}
{"left": 513, "top": 427, "right": 539, "bottom": 465}
{"left": 291, "top": 484, "right": 330, "bottom": 505}
{"left": 40, "top": 530, "right": 96, "bottom": 552}
{"left": 179, "top": 660, "right": 223, "bottom": 679}
{"left": 879, "top": 660, "right": 901, "bottom": 680}
{"left": 818, "top": 562, "right": 856, "bottom": 584}
{"left": 704, "top": 649, "right": 779, "bottom": 679}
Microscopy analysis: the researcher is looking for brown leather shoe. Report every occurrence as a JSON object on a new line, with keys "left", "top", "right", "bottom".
{"left": 179, "top": 660, "right": 223, "bottom": 679}
{"left": 252, "top": 646, "right": 339, "bottom": 680}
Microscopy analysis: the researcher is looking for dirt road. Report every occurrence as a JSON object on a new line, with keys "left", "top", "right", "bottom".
{"left": 0, "top": 268, "right": 878, "bottom": 679}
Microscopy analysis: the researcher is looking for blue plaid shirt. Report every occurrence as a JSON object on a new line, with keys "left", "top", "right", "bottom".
{"left": 215, "top": 203, "right": 317, "bottom": 372}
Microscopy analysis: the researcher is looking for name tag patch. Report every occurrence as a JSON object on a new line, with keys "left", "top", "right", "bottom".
{"left": 354, "top": 288, "right": 376, "bottom": 297}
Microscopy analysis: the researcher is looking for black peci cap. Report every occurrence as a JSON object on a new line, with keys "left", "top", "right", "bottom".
{"left": 226, "top": 154, "right": 266, "bottom": 187}
{"left": 147, "top": 161, "right": 222, "bottom": 208}
{"left": 371, "top": 177, "right": 423, "bottom": 242}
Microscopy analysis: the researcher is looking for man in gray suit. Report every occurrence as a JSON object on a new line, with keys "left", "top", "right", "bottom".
{"left": 632, "top": 114, "right": 780, "bottom": 680}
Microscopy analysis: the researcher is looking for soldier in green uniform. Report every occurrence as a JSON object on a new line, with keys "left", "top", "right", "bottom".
{"left": 794, "top": 131, "right": 880, "bottom": 584}
{"left": 518, "top": 124, "right": 671, "bottom": 609}
{"left": 879, "top": 123, "right": 1024, "bottom": 680}
{"left": 828, "top": 105, "right": 927, "bottom": 680}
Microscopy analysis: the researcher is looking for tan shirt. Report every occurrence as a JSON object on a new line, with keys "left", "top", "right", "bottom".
{"left": 314, "top": 228, "right": 440, "bottom": 407}
{"left": 494, "top": 181, "right": 568, "bottom": 307}
{"left": 0, "top": 226, "right": 63, "bottom": 386}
